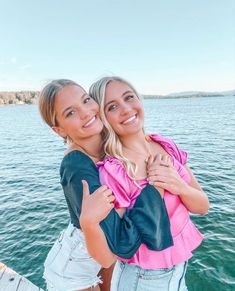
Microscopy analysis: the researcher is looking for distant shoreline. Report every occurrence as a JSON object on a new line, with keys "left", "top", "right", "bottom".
{"left": 0, "top": 91, "right": 40, "bottom": 105}
{"left": 0, "top": 90, "right": 234, "bottom": 105}
{"left": 142, "top": 94, "right": 232, "bottom": 99}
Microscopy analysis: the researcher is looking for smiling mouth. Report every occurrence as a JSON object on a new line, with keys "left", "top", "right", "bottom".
{"left": 83, "top": 116, "right": 96, "bottom": 128}
{"left": 122, "top": 114, "right": 137, "bottom": 125}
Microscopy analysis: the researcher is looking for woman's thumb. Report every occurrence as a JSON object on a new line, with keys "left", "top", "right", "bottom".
{"left": 82, "top": 180, "right": 90, "bottom": 198}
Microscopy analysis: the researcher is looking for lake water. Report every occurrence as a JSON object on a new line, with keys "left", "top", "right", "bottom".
{"left": 0, "top": 96, "right": 234, "bottom": 291}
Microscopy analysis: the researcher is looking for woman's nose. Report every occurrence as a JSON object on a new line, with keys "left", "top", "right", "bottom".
{"left": 78, "top": 107, "right": 90, "bottom": 120}
{"left": 120, "top": 103, "right": 132, "bottom": 115}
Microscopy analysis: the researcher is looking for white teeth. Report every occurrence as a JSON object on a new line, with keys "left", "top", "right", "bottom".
{"left": 122, "top": 115, "right": 136, "bottom": 125}
{"left": 84, "top": 116, "right": 96, "bottom": 127}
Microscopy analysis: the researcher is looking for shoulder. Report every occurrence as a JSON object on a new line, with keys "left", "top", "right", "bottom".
{"left": 149, "top": 133, "right": 188, "bottom": 165}
{"left": 97, "top": 157, "right": 131, "bottom": 184}
{"left": 97, "top": 157, "right": 137, "bottom": 207}
{"left": 97, "top": 156, "right": 124, "bottom": 170}
{"left": 61, "top": 150, "right": 95, "bottom": 171}
{"left": 60, "top": 150, "right": 98, "bottom": 182}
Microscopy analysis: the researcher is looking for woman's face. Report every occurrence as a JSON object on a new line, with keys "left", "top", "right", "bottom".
{"left": 104, "top": 81, "right": 144, "bottom": 137}
{"left": 53, "top": 85, "right": 103, "bottom": 141}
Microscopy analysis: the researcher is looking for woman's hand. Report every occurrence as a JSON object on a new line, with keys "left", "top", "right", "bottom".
{"left": 147, "top": 155, "right": 210, "bottom": 214}
{"left": 80, "top": 180, "right": 115, "bottom": 228}
{"left": 147, "top": 154, "right": 188, "bottom": 196}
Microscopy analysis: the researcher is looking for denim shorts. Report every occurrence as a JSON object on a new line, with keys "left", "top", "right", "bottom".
{"left": 43, "top": 223, "right": 102, "bottom": 291}
{"left": 111, "top": 261, "right": 188, "bottom": 291}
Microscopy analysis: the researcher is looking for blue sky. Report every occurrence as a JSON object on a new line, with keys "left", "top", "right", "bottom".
{"left": 0, "top": 0, "right": 234, "bottom": 94}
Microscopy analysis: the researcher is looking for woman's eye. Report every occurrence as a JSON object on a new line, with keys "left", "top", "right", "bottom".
{"left": 125, "top": 95, "right": 134, "bottom": 101}
{"left": 66, "top": 110, "right": 75, "bottom": 117}
{"left": 108, "top": 104, "right": 117, "bottom": 111}
{"left": 84, "top": 97, "right": 91, "bottom": 104}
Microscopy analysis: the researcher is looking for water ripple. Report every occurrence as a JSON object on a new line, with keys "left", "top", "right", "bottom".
{"left": 1, "top": 97, "right": 235, "bottom": 290}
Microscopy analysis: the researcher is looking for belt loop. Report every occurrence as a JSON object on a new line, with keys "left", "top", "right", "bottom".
{"left": 58, "top": 230, "right": 65, "bottom": 242}
{"left": 69, "top": 225, "right": 76, "bottom": 237}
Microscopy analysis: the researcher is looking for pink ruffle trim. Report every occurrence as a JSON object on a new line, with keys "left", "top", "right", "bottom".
{"left": 119, "top": 218, "right": 204, "bottom": 269}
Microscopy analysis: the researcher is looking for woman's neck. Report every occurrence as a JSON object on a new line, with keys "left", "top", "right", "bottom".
{"left": 120, "top": 130, "right": 152, "bottom": 180}
{"left": 120, "top": 130, "right": 149, "bottom": 156}
{"left": 69, "top": 134, "right": 103, "bottom": 162}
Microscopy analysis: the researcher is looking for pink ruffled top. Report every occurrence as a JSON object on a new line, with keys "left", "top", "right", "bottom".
{"left": 97, "top": 134, "right": 204, "bottom": 269}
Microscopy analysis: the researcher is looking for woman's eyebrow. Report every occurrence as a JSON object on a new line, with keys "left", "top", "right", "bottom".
{"left": 61, "top": 93, "right": 87, "bottom": 116}
{"left": 62, "top": 106, "right": 73, "bottom": 117}
{"left": 104, "top": 100, "right": 115, "bottom": 109}
{"left": 122, "top": 90, "right": 133, "bottom": 97}
{"left": 104, "top": 90, "right": 133, "bottom": 109}
{"left": 81, "top": 93, "right": 89, "bottom": 99}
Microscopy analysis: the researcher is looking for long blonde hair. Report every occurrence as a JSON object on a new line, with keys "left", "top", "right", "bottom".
{"left": 89, "top": 76, "right": 143, "bottom": 179}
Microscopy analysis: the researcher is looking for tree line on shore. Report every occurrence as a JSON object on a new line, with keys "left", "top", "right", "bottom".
{"left": 0, "top": 91, "right": 40, "bottom": 105}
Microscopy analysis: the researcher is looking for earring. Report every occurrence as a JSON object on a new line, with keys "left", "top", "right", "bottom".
{"left": 66, "top": 136, "right": 73, "bottom": 144}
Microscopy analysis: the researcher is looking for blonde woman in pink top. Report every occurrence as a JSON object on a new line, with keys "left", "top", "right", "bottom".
{"left": 89, "top": 76, "right": 210, "bottom": 291}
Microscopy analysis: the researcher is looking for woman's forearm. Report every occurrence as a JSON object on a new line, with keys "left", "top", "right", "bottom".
{"left": 79, "top": 180, "right": 116, "bottom": 267}
{"left": 81, "top": 221, "right": 116, "bottom": 268}
{"left": 179, "top": 184, "right": 210, "bottom": 214}
{"left": 179, "top": 165, "right": 210, "bottom": 214}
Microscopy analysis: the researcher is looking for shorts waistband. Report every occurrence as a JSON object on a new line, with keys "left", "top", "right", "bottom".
{"left": 58, "top": 223, "right": 84, "bottom": 243}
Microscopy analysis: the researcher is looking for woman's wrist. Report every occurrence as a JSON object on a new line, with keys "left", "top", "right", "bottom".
{"left": 80, "top": 215, "right": 100, "bottom": 230}
{"left": 179, "top": 182, "right": 191, "bottom": 197}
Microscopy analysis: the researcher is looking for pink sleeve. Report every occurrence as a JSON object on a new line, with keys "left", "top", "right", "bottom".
{"left": 168, "top": 139, "right": 188, "bottom": 165}
{"left": 149, "top": 134, "right": 188, "bottom": 165}
{"left": 97, "top": 158, "right": 132, "bottom": 209}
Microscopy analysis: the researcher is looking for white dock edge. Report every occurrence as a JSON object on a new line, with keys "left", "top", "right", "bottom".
{"left": 0, "top": 262, "right": 44, "bottom": 291}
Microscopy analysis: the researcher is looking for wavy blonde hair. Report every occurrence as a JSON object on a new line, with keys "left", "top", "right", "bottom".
{"left": 89, "top": 76, "right": 144, "bottom": 179}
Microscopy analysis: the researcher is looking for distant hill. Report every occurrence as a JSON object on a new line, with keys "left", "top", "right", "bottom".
{"left": 166, "top": 89, "right": 235, "bottom": 97}
{"left": 143, "top": 89, "right": 235, "bottom": 99}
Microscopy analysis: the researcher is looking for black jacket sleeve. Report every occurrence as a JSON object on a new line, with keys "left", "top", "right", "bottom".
{"left": 127, "top": 184, "right": 173, "bottom": 251}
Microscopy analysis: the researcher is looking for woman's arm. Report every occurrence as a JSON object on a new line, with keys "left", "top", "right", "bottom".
{"left": 80, "top": 180, "right": 116, "bottom": 268}
{"left": 60, "top": 151, "right": 141, "bottom": 263}
{"left": 147, "top": 159, "right": 210, "bottom": 214}
{"left": 178, "top": 165, "right": 210, "bottom": 214}
{"left": 98, "top": 159, "right": 173, "bottom": 252}
{"left": 81, "top": 222, "right": 116, "bottom": 267}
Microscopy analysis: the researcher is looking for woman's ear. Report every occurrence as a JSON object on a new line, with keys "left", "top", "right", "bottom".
{"left": 51, "top": 126, "right": 67, "bottom": 139}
